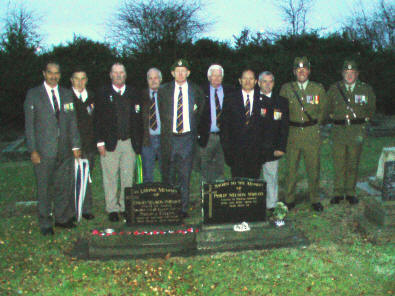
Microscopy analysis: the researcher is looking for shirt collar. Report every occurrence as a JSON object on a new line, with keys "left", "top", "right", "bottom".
{"left": 72, "top": 88, "right": 88, "bottom": 102}
{"left": 112, "top": 84, "right": 126, "bottom": 94}
{"left": 44, "top": 81, "right": 58, "bottom": 92}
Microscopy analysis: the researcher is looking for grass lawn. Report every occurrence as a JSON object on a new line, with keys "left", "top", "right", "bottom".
{"left": 0, "top": 135, "right": 394, "bottom": 295}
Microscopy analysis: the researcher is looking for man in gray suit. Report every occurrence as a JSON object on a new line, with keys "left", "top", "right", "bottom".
{"left": 158, "top": 59, "right": 205, "bottom": 218}
{"left": 24, "top": 61, "right": 81, "bottom": 235}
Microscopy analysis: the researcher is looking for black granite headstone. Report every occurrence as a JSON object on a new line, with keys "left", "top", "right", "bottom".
{"left": 202, "top": 179, "right": 266, "bottom": 224}
{"left": 382, "top": 161, "right": 395, "bottom": 201}
{"left": 125, "top": 183, "right": 182, "bottom": 225}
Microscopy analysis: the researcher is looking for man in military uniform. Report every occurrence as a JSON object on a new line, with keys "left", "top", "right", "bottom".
{"left": 280, "top": 57, "right": 329, "bottom": 212}
{"left": 328, "top": 60, "right": 376, "bottom": 205}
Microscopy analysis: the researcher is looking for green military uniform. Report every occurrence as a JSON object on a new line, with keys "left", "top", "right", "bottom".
{"left": 328, "top": 61, "right": 376, "bottom": 200}
{"left": 280, "top": 57, "right": 329, "bottom": 205}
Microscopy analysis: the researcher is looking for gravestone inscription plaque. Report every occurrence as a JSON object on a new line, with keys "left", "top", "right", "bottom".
{"left": 125, "top": 183, "right": 182, "bottom": 225}
{"left": 202, "top": 178, "right": 266, "bottom": 224}
{"left": 382, "top": 161, "right": 395, "bottom": 201}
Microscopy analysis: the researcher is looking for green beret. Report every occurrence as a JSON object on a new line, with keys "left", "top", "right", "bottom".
{"left": 343, "top": 60, "right": 358, "bottom": 71}
{"left": 171, "top": 59, "right": 190, "bottom": 71}
{"left": 293, "top": 56, "right": 310, "bottom": 69}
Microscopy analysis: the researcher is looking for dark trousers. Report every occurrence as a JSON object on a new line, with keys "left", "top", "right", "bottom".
{"left": 141, "top": 135, "right": 161, "bottom": 183}
{"left": 169, "top": 133, "right": 194, "bottom": 212}
{"left": 34, "top": 156, "right": 75, "bottom": 229}
{"left": 82, "top": 152, "right": 96, "bottom": 214}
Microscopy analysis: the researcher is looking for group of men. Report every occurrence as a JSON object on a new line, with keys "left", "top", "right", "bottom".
{"left": 25, "top": 56, "right": 375, "bottom": 236}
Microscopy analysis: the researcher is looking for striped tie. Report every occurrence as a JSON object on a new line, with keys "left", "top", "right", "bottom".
{"left": 51, "top": 89, "right": 60, "bottom": 121}
{"left": 149, "top": 91, "right": 158, "bottom": 130}
{"left": 215, "top": 88, "right": 222, "bottom": 127}
{"left": 245, "top": 94, "right": 250, "bottom": 125}
{"left": 176, "top": 86, "right": 183, "bottom": 133}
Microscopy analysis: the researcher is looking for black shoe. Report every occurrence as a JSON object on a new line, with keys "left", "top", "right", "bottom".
{"left": 41, "top": 227, "right": 54, "bottom": 236}
{"left": 82, "top": 213, "right": 95, "bottom": 220}
{"left": 284, "top": 202, "right": 295, "bottom": 210}
{"left": 312, "top": 202, "right": 324, "bottom": 212}
{"left": 346, "top": 196, "right": 359, "bottom": 205}
{"left": 109, "top": 212, "right": 119, "bottom": 222}
{"left": 330, "top": 196, "right": 344, "bottom": 204}
{"left": 55, "top": 219, "right": 76, "bottom": 229}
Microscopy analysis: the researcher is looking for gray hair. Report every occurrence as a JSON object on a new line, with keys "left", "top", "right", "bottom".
{"left": 258, "top": 71, "right": 275, "bottom": 81}
{"left": 147, "top": 67, "right": 162, "bottom": 81}
{"left": 207, "top": 64, "right": 224, "bottom": 78}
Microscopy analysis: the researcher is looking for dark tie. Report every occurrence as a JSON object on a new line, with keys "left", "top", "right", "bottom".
{"left": 214, "top": 88, "right": 222, "bottom": 127}
{"left": 149, "top": 91, "right": 158, "bottom": 130}
{"left": 51, "top": 89, "right": 60, "bottom": 121}
{"left": 176, "top": 86, "right": 184, "bottom": 133}
{"left": 245, "top": 94, "right": 251, "bottom": 125}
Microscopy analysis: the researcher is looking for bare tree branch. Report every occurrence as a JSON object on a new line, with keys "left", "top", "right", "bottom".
{"left": 106, "top": 0, "right": 210, "bottom": 54}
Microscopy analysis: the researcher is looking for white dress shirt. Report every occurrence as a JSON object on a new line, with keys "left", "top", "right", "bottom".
{"left": 44, "top": 82, "right": 60, "bottom": 110}
{"left": 72, "top": 88, "right": 88, "bottom": 102}
{"left": 242, "top": 89, "right": 254, "bottom": 115}
{"left": 173, "top": 82, "right": 191, "bottom": 133}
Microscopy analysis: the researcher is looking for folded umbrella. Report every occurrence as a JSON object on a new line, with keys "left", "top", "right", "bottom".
{"left": 74, "top": 158, "right": 90, "bottom": 222}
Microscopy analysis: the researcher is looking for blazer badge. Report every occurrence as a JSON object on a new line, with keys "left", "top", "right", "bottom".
{"left": 64, "top": 102, "right": 74, "bottom": 112}
{"left": 273, "top": 109, "right": 282, "bottom": 120}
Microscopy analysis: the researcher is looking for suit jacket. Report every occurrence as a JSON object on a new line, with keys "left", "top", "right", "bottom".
{"left": 94, "top": 85, "right": 143, "bottom": 154}
{"left": 259, "top": 91, "right": 289, "bottom": 162}
{"left": 141, "top": 88, "right": 161, "bottom": 147}
{"left": 24, "top": 84, "right": 80, "bottom": 159}
{"left": 197, "top": 83, "right": 233, "bottom": 147}
{"left": 72, "top": 89, "right": 96, "bottom": 154}
{"left": 157, "top": 81, "right": 205, "bottom": 179}
{"left": 221, "top": 88, "right": 267, "bottom": 167}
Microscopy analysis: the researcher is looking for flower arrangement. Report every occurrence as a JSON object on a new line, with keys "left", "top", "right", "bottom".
{"left": 273, "top": 202, "right": 288, "bottom": 227}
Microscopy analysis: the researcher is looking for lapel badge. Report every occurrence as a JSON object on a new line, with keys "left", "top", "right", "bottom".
{"left": 135, "top": 104, "right": 141, "bottom": 113}
{"left": 348, "top": 64, "right": 352, "bottom": 70}
{"left": 194, "top": 104, "right": 198, "bottom": 111}
{"left": 274, "top": 109, "right": 282, "bottom": 120}
{"left": 109, "top": 95, "right": 113, "bottom": 102}
{"left": 261, "top": 108, "right": 267, "bottom": 117}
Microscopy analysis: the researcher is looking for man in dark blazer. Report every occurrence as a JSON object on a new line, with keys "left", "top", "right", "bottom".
{"left": 158, "top": 59, "right": 205, "bottom": 218}
{"left": 258, "top": 71, "right": 289, "bottom": 211}
{"left": 141, "top": 67, "right": 162, "bottom": 183}
{"left": 70, "top": 68, "right": 96, "bottom": 220}
{"left": 197, "top": 64, "right": 232, "bottom": 183}
{"left": 24, "top": 61, "right": 81, "bottom": 235}
{"left": 95, "top": 62, "right": 143, "bottom": 222}
{"left": 221, "top": 69, "right": 266, "bottom": 179}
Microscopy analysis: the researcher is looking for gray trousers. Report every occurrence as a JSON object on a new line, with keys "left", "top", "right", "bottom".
{"left": 141, "top": 135, "right": 161, "bottom": 183}
{"left": 100, "top": 139, "right": 136, "bottom": 213}
{"left": 262, "top": 160, "right": 279, "bottom": 209}
{"left": 34, "top": 156, "right": 75, "bottom": 229}
{"left": 200, "top": 133, "right": 225, "bottom": 183}
{"left": 169, "top": 133, "right": 194, "bottom": 212}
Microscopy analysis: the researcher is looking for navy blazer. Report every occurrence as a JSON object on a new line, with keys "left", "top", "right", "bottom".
{"left": 221, "top": 88, "right": 266, "bottom": 166}
{"left": 197, "top": 83, "right": 233, "bottom": 147}
{"left": 259, "top": 91, "right": 289, "bottom": 162}
{"left": 94, "top": 85, "right": 143, "bottom": 154}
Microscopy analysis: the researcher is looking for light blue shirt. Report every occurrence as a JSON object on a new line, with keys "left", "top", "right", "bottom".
{"left": 209, "top": 85, "right": 224, "bottom": 132}
{"left": 149, "top": 89, "right": 161, "bottom": 136}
